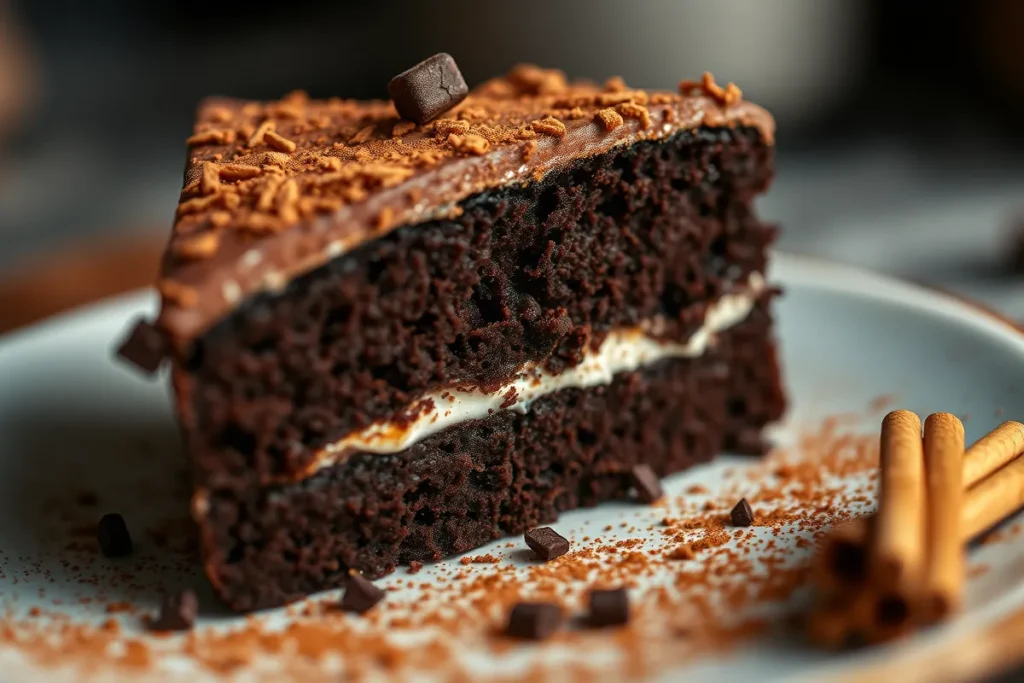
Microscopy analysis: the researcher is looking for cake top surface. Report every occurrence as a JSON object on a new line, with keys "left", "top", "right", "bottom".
{"left": 156, "top": 65, "right": 774, "bottom": 344}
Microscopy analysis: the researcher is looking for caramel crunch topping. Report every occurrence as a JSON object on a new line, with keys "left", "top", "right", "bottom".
{"left": 264, "top": 130, "right": 298, "bottom": 153}
{"left": 617, "top": 102, "right": 652, "bottom": 129}
{"left": 595, "top": 108, "right": 624, "bottom": 131}
{"left": 173, "top": 231, "right": 220, "bottom": 260}
{"left": 531, "top": 117, "right": 567, "bottom": 138}
{"left": 448, "top": 133, "right": 490, "bottom": 156}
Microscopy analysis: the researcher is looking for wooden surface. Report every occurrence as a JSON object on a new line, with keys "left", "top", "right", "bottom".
{"left": 2, "top": 241, "right": 1024, "bottom": 682}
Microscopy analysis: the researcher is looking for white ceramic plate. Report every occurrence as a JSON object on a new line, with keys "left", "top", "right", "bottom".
{"left": 1, "top": 252, "right": 1023, "bottom": 682}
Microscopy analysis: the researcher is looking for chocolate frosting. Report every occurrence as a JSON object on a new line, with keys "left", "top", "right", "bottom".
{"left": 155, "top": 66, "right": 774, "bottom": 347}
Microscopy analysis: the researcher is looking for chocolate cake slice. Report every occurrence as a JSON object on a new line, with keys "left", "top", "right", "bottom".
{"left": 151, "top": 63, "right": 785, "bottom": 611}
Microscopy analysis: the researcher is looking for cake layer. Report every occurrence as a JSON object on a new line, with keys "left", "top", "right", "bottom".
{"left": 176, "top": 127, "right": 777, "bottom": 489}
{"left": 156, "top": 68, "right": 774, "bottom": 342}
{"left": 292, "top": 272, "right": 765, "bottom": 481}
{"left": 195, "top": 298, "right": 784, "bottom": 611}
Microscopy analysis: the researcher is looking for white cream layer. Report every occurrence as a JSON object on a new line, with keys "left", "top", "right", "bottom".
{"left": 303, "top": 273, "right": 766, "bottom": 473}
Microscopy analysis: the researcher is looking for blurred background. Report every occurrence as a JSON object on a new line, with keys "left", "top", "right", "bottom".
{"left": 0, "top": 0, "right": 1023, "bottom": 330}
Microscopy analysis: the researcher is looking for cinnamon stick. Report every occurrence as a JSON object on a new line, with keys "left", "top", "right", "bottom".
{"left": 811, "top": 517, "right": 872, "bottom": 597}
{"left": 874, "top": 410, "right": 926, "bottom": 586}
{"left": 922, "top": 413, "right": 965, "bottom": 622}
{"left": 963, "top": 448, "right": 1024, "bottom": 539}
{"left": 962, "top": 421, "right": 1024, "bottom": 488}
{"left": 814, "top": 420, "right": 1024, "bottom": 593}
{"left": 810, "top": 418, "right": 1024, "bottom": 647}
{"left": 806, "top": 597, "right": 870, "bottom": 649}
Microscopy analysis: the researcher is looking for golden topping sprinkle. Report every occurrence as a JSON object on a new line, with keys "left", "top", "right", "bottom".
{"left": 199, "top": 163, "right": 221, "bottom": 195}
{"left": 617, "top": 102, "right": 652, "bottom": 129}
{"left": 264, "top": 130, "right": 298, "bottom": 153}
{"left": 531, "top": 117, "right": 567, "bottom": 138}
{"left": 392, "top": 121, "right": 416, "bottom": 137}
{"left": 595, "top": 108, "right": 624, "bottom": 131}
{"left": 247, "top": 120, "right": 276, "bottom": 148}
{"left": 158, "top": 279, "right": 198, "bottom": 307}
{"left": 448, "top": 132, "right": 490, "bottom": 156}
{"left": 173, "top": 231, "right": 220, "bottom": 260}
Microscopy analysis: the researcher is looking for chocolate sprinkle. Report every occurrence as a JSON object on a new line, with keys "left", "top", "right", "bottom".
{"left": 630, "top": 464, "right": 664, "bottom": 503}
{"left": 388, "top": 53, "right": 468, "bottom": 125}
{"left": 505, "top": 602, "right": 562, "bottom": 640}
{"left": 339, "top": 573, "right": 386, "bottom": 614}
{"left": 587, "top": 587, "right": 630, "bottom": 627}
{"left": 524, "top": 527, "right": 570, "bottom": 561}
{"left": 150, "top": 589, "right": 198, "bottom": 631}
{"left": 115, "top": 319, "right": 168, "bottom": 374}
{"left": 731, "top": 497, "right": 755, "bottom": 526}
{"left": 96, "top": 513, "right": 133, "bottom": 557}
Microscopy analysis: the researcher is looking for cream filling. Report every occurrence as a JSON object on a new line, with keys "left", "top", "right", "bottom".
{"left": 302, "top": 273, "right": 766, "bottom": 474}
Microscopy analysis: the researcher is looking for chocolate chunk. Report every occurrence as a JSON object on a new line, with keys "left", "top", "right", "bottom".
{"left": 1005, "top": 212, "right": 1024, "bottom": 272}
{"left": 587, "top": 587, "right": 630, "bottom": 627}
{"left": 524, "top": 527, "right": 570, "bottom": 561}
{"left": 339, "top": 572, "right": 386, "bottom": 614}
{"left": 730, "top": 497, "right": 754, "bottom": 526}
{"left": 630, "top": 464, "right": 663, "bottom": 503}
{"left": 96, "top": 513, "right": 133, "bottom": 557}
{"left": 150, "top": 589, "right": 198, "bottom": 631}
{"left": 505, "top": 602, "right": 562, "bottom": 640}
{"left": 115, "top": 319, "right": 168, "bottom": 374}
{"left": 388, "top": 53, "right": 468, "bottom": 125}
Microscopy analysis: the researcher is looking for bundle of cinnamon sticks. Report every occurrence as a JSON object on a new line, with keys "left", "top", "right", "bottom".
{"left": 807, "top": 412, "right": 1024, "bottom": 647}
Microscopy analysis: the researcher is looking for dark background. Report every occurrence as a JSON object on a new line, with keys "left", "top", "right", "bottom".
{"left": 0, "top": 0, "right": 1022, "bottom": 279}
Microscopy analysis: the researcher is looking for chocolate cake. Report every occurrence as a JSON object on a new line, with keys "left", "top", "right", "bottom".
{"left": 142, "top": 62, "right": 786, "bottom": 611}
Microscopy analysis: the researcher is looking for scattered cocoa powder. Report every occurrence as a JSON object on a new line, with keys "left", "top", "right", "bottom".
{"left": 1, "top": 406, "right": 993, "bottom": 681}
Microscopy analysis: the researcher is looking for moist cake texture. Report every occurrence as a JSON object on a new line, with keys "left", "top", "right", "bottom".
{"left": 156, "top": 65, "right": 786, "bottom": 611}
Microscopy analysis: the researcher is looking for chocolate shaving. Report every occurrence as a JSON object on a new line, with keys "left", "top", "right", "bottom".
{"left": 524, "top": 527, "right": 570, "bottom": 561}
{"left": 96, "top": 513, "right": 133, "bottom": 557}
{"left": 630, "top": 464, "right": 664, "bottom": 503}
{"left": 150, "top": 590, "right": 198, "bottom": 631}
{"left": 388, "top": 53, "right": 468, "bottom": 125}
{"left": 115, "top": 319, "right": 168, "bottom": 374}
{"left": 505, "top": 602, "right": 561, "bottom": 640}
{"left": 730, "top": 498, "right": 755, "bottom": 527}
{"left": 587, "top": 587, "right": 630, "bottom": 627}
{"left": 339, "top": 573, "right": 385, "bottom": 614}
